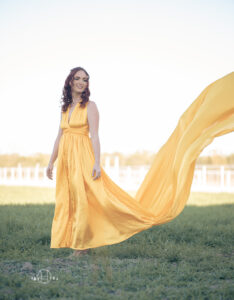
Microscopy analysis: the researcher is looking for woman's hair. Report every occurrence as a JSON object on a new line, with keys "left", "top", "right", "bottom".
{"left": 60, "top": 67, "right": 90, "bottom": 112}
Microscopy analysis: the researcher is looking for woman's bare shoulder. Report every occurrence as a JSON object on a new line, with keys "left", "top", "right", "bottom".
{"left": 88, "top": 100, "right": 96, "bottom": 105}
{"left": 87, "top": 100, "right": 98, "bottom": 109}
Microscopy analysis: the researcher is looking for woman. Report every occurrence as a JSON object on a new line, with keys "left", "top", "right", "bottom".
{"left": 47, "top": 66, "right": 101, "bottom": 256}
{"left": 47, "top": 68, "right": 234, "bottom": 257}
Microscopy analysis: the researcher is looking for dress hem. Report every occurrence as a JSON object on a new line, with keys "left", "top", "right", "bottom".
{"left": 50, "top": 223, "right": 155, "bottom": 251}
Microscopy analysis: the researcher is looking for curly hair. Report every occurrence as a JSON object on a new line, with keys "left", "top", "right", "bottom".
{"left": 60, "top": 67, "right": 91, "bottom": 112}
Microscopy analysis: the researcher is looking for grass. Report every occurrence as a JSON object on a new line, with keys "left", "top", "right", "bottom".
{"left": 0, "top": 185, "right": 233, "bottom": 299}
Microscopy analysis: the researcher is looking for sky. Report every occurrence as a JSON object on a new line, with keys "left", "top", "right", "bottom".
{"left": 0, "top": 0, "right": 234, "bottom": 156}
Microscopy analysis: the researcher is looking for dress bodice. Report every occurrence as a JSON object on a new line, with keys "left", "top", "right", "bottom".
{"left": 60, "top": 102, "right": 89, "bottom": 136}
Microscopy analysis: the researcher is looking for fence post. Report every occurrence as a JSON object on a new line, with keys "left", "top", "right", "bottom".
{"left": 220, "top": 165, "right": 225, "bottom": 190}
{"left": 17, "top": 163, "right": 23, "bottom": 183}
{"left": 202, "top": 165, "right": 207, "bottom": 186}
{"left": 226, "top": 170, "right": 231, "bottom": 189}
{"left": 26, "top": 167, "right": 31, "bottom": 181}
{"left": 113, "top": 156, "right": 119, "bottom": 183}
{"left": 10, "top": 167, "right": 15, "bottom": 182}
{"left": 126, "top": 165, "right": 131, "bottom": 187}
{"left": 43, "top": 167, "right": 47, "bottom": 182}
{"left": 3, "top": 167, "right": 7, "bottom": 182}
{"left": 35, "top": 163, "right": 40, "bottom": 182}
{"left": 105, "top": 156, "right": 110, "bottom": 174}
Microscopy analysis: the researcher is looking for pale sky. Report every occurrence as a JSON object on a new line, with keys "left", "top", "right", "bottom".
{"left": 1, "top": 0, "right": 234, "bottom": 156}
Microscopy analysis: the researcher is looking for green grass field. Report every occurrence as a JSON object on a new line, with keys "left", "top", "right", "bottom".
{"left": 0, "top": 186, "right": 233, "bottom": 300}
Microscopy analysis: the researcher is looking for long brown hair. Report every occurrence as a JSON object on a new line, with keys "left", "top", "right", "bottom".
{"left": 60, "top": 67, "right": 91, "bottom": 112}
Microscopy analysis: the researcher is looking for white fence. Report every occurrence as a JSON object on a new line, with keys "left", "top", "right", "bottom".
{"left": 1, "top": 156, "right": 234, "bottom": 193}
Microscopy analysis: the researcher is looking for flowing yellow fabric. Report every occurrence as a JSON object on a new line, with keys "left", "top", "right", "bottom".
{"left": 50, "top": 72, "right": 234, "bottom": 250}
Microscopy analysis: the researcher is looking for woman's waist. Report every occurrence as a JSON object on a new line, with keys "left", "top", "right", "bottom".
{"left": 62, "top": 127, "right": 89, "bottom": 136}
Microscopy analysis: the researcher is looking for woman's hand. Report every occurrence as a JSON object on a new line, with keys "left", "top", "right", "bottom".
{"left": 92, "top": 163, "right": 101, "bottom": 180}
{"left": 46, "top": 163, "right": 54, "bottom": 180}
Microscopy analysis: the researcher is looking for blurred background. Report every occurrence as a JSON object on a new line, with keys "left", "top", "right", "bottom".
{"left": 0, "top": 0, "right": 234, "bottom": 196}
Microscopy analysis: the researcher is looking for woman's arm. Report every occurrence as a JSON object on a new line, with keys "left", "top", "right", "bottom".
{"left": 87, "top": 101, "right": 101, "bottom": 180}
{"left": 46, "top": 112, "right": 63, "bottom": 179}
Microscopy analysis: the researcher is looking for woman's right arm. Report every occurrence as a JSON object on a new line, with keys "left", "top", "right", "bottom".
{"left": 46, "top": 112, "right": 63, "bottom": 180}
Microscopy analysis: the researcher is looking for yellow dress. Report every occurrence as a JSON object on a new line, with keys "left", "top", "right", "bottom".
{"left": 50, "top": 72, "right": 234, "bottom": 250}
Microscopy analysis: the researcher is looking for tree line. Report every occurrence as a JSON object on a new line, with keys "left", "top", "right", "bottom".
{"left": 1, "top": 151, "right": 234, "bottom": 167}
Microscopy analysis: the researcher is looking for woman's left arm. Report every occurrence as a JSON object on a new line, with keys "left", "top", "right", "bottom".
{"left": 87, "top": 101, "right": 101, "bottom": 180}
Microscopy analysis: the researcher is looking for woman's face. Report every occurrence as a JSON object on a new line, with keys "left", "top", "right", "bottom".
{"left": 70, "top": 70, "right": 89, "bottom": 93}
